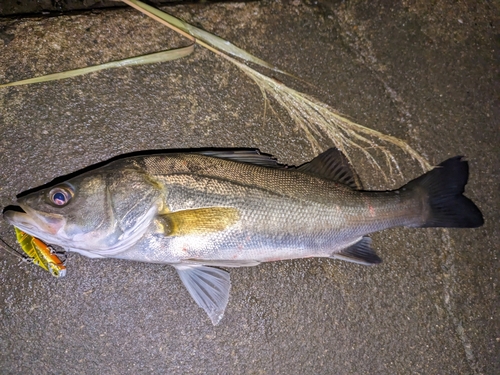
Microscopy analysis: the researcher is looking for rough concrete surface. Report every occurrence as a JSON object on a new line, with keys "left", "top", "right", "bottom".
{"left": 0, "top": 1, "right": 498, "bottom": 374}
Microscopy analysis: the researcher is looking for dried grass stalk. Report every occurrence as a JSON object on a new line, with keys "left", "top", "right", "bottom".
{"left": 123, "top": 0, "right": 431, "bottom": 177}
{"left": 0, "top": 0, "right": 432, "bottom": 178}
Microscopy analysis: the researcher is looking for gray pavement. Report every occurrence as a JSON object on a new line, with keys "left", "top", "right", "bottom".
{"left": 0, "top": 1, "right": 498, "bottom": 374}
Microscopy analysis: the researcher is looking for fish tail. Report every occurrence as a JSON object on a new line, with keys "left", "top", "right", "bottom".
{"left": 405, "top": 156, "right": 484, "bottom": 228}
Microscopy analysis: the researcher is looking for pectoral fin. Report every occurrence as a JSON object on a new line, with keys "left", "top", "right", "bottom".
{"left": 159, "top": 207, "right": 240, "bottom": 236}
{"left": 174, "top": 264, "right": 231, "bottom": 325}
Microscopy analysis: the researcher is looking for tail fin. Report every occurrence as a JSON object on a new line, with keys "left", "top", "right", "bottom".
{"left": 406, "top": 156, "right": 483, "bottom": 228}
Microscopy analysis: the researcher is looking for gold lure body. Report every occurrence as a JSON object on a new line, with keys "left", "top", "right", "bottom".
{"left": 14, "top": 227, "right": 66, "bottom": 278}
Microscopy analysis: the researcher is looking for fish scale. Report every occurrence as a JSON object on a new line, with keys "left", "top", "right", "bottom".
{"left": 3, "top": 148, "right": 483, "bottom": 324}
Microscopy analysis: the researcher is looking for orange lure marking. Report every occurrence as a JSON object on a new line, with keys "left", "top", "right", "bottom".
{"left": 14, "top": 227, "right": 66, "bottom": 278}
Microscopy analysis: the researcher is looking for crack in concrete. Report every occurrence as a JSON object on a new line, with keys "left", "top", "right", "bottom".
{"left": 333, "top": 8, "right": 413, "bottom": 122}
{"left": 440, "top": 230, "right": 483, "bottom": 375}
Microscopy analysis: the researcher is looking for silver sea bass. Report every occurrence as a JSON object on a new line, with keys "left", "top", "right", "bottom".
{"left": 3, "top": 148, "right": 483, "bottom": 324}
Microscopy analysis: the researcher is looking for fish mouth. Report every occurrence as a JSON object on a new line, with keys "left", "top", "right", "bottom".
{"left": 3, "top": 204, "right": 65, "bottom": 237}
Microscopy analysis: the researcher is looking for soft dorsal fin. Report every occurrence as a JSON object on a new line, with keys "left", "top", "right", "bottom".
{"left": 297, "top": 148, "right": 362, "bottom": 189}
{"left": 159, "top": 207, "right": 240, "bottom": 237}
{"left": 197, "top": 149, "right": 285, "bottom": 169}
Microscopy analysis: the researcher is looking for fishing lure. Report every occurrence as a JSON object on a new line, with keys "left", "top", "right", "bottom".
{"left": 14, "top": 227, "right": 66, "bottom": 278}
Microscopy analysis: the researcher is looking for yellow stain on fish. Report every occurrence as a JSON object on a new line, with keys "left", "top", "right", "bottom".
{"left": 160, "top": 207, "right": 240, "bottom": 236}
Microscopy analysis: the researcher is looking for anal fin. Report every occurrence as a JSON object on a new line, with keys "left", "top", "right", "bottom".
{"left": 330, "top": 237, "right": 382, "bottom": 265}
{"left": 174, "top": 264, "right": 231, "bottom": 325}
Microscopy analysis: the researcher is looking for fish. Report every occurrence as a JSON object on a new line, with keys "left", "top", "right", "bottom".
{"left": 2, "top": 148, "right": 483, "bottom": 324}
{"left": 14, "top": 226, "right": 66, "bottom": 278}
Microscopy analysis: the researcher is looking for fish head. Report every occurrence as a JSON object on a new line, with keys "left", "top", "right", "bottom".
{"left": 4, "top": 164, "right": 163, "bottom": 256}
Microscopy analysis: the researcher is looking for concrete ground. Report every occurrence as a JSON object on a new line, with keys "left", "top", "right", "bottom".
{"left": 0, "top": 1, "right": 498, "bottom": 374}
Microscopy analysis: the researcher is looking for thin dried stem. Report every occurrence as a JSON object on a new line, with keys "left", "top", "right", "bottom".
{"left": 226, "top": 57, "right": 432, "bottom": 178}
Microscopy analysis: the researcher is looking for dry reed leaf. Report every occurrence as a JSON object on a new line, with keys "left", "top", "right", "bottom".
{"left": 121, "top": 0, "right": 291, "bottom": 76}
{"left": 0, "top": 45, "right": 194, "bottom": 88}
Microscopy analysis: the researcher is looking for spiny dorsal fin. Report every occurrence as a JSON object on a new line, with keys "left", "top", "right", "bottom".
{"left": 330, "top": 237, "right": 381, "bottom": 265}
{"left": 197, "top": 149, "right": 285, "bottom": 169}
{"left": 297, "top": 148, "right": 363, "bottom": 189}
{"left": 159, "top": 207, "right": 240, "bottom": 236}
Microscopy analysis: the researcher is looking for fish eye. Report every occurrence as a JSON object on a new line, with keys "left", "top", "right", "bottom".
{"left": 49, "top": 186, "right": 73, "bottom": 206}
